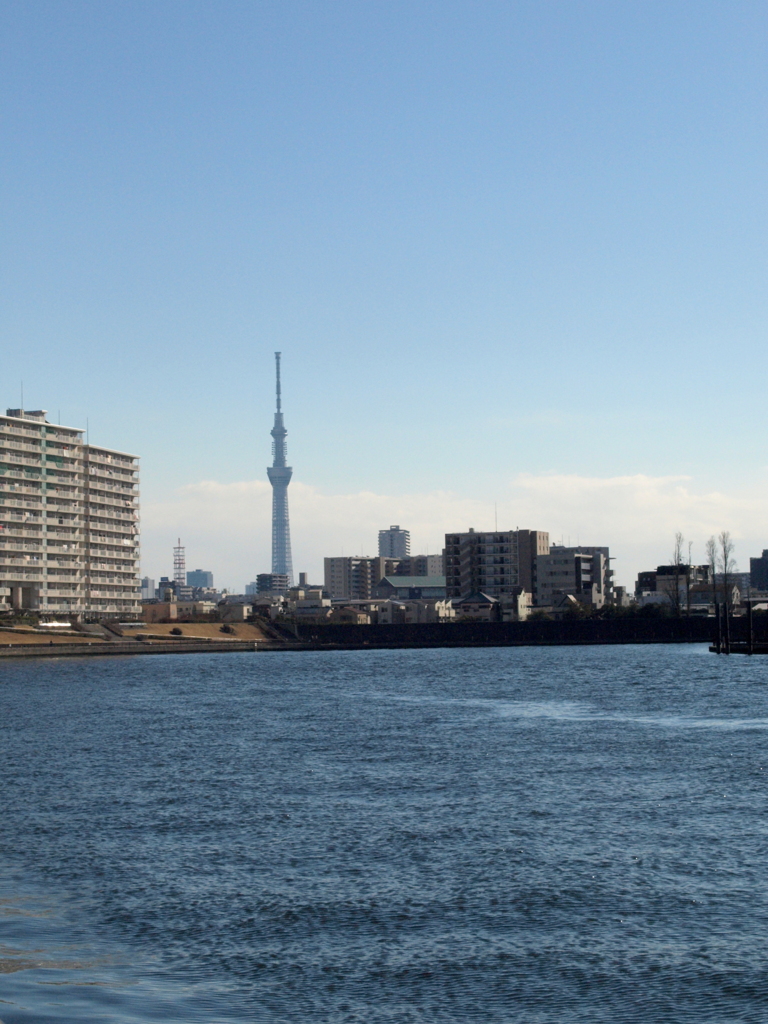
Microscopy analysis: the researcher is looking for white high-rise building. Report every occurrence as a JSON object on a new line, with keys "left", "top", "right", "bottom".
{"left": 378, "top": 525, "right": 410, "bottom": 560}
{"left": 0, "top": 408, "right": 140, "bottom": 619}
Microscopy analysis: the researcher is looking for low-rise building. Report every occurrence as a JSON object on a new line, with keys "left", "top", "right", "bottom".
{"left": 536, "top": 548, "right": 607, "bottom": 609}
{"left": 287, "top": 589, "right": 333, "bottom": 624}
{"left": 142, "top": 600, "right": 217, "bottom": 623}
{"left": 452, "top": 591, "right": 500, "bottom": 621}
{"left": 373, "top": 575, "right": 446, "bottom": 600}
{"left": 498, "top": 588, "right": 531, "bottom": 622}
{"left": 219, "top": 602, "right": 254, "bottom": 622}
{"left": 635, "top": 564, "right": 711, "bottom": 611}
{"left": 328, "top": 606, "right": 371, "bottom": 625}
{"left": 377, "top": 598, "right": 455, "bottom": 624}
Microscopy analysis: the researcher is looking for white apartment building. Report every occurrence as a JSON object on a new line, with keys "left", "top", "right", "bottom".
{"left": 0, "top": 408, "right": 140, "bottom": 619}
{"left": 378, "top": 525, "right": 410, "bottom": 559}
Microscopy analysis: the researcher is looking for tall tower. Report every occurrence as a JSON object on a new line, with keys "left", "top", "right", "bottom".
{"left": 267, "top": 352, "right": 294, "bottom": 585}
{"left": 173, "top": 538, "right": 186, "bottom": 589}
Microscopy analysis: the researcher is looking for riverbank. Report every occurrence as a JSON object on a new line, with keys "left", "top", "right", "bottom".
{"left": 0, "top": 639, "right": 272, "bottom": 657}
{"left": 0, "top": 615, "right": 721, "bottom": 657}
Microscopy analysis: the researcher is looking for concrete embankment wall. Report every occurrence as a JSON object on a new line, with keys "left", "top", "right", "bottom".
{"left": 0, "top": 640, "right": 264, "bottom": 658}
{"left": 293, "top": 617, "right": 716, "bottom": 649}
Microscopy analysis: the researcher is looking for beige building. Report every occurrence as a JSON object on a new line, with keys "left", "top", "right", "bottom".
{"left": 377, "top": 598, "right": 454, "bottom": 624}
{"left": 0, "top": 408, "right": 140, "bottom": 619}
{"left": 535, "top": 548, "right": 607, "bottom": 609}
{"left": 324, "top": 556, "right": 400, "bottom": 601}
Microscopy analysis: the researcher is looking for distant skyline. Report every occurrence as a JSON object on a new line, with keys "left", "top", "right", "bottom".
{"left": 3, "top": 1, "right": 768, "bottom": 589}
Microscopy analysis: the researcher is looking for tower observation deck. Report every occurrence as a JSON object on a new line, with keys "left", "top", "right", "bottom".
{"left": 267, "top": 352, "right": 293, "bottom": 585}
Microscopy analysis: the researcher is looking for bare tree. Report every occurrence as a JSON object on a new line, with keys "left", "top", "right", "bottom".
{"left": 686, "top": 541, "right": 693, "bottom": 616}
{"left": 718, "top": 530, "right": 736, "bottom": 610}
{"left": 706, "top": 535, "right": 717, "bottom": 610}
{"left": 666, "top": 531, "right": 685, "bottom": 616}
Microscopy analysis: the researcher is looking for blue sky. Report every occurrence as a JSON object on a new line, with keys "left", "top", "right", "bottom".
{"left": 2, "top": 1, "right": 767, "bottom": 588}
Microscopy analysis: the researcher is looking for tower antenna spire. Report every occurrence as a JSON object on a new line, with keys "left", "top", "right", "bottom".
{"left": 267, "top": 351, "right": 293, "bottom": 586}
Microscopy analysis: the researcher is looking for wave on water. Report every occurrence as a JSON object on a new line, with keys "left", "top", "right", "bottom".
{"left": 366, "top": 692, "right": 768, "bottom": 729}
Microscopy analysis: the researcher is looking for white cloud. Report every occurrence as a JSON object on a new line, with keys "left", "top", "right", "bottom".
{"left": 140, "top": 472, "right": 768, "bottom": 592}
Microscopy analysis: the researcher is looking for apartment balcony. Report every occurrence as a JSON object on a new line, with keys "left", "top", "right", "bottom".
{"left": 0, "top": 527, "right": 43, "bottom": 539}
{"left": 0, "top": 510, "right": 43, "bottom": 520}
{"left": 87, "top": 490, "right": 137, "bottom": 504}
{"left": 89, "top": 530, "right": 138, "bottom": 542}
{"left": 0, "top": 483, "right": 43, "bottom": 494}
{"left": 86, "top": 507, "right": 139, "bottom": 520}
{"left": 87, "top": 589, "right": 137, "bottom": 599}
{"left": 87, "top": 449, "right": 136, "bottom": 464}
{"left": 87, "top": 453, "right": 136, "bottom": 468}
{"left": 0, "top": 502, "right": 43, "bottom": 513}
{"left": 1, "top": 451, "right": 43, "bottom": 468}
{"left": 88, "top": 479, "right": 138, "bottom": 492}
{"left": 1, "top": 440, "right": 42, "bottom": 454}
{"left": 45, "top": 429, "right": 82, "bottom": 441}
{"left": 0, "top": 493, "right": 43, "bottom": 505}
{"left": 88, "top": 598, "right": 140, "bottom": 606}
{"left": 44, "top": 442, "right": 79, "bottom": 454}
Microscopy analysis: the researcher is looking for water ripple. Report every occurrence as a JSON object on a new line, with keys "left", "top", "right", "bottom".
{"left": 1, "top": 644, "right": 767, "bottom": 1022}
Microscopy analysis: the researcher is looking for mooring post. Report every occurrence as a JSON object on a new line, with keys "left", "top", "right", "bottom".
{"left": 747, "top": 599, "right": 754, "bottom": 655}
{"left": 715, "top": 601, "right": 722, "bottom": 654}
{"left": 724, "top": 602, "right": 731, "bottom": 655}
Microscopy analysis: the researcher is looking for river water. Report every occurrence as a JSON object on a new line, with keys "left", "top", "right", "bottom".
{"left": 1, "top": 645, "right": 767, "bottom": 1023}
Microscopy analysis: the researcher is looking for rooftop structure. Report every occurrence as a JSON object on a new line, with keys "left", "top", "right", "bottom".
{"left": 267, "top": 352, "right": 293, "bottom": 585}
